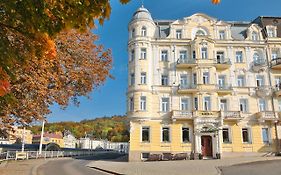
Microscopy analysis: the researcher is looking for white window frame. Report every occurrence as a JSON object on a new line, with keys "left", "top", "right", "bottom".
{"left": 140, "top": 96, "right": 146, "bottom": 111}
{"left": 129, "top": 97, "right": 134, "bottom": 112}
{"left": 181, "top": 98, "right": 189, "bottom": 111}
{"left": 161, "top": 97, "right": 170, "bottom": 112}
{"left": 203, "top": 96, "right": 211, "bottom": 111}
{"left": 141, "top": 126, "right": 150, "bottom": 142}
{"left": 237, "top": 75, "right": 245, "bottom": 87}
{"left": 239, "top": 98, "right": 248, "bottom": 113}
{"left": 176, "top": 29, "right": 182, "bottom": 39}
{"left": 161, "top": 75, "right": 169, "bottom": 86}
{"left": 130, "top": 49, "right": 135, "bottom": 62}
{"left": 140, "top": 48, "right": 147, "bottom": 60}
{"left": 180, "top": 74, "right": 188, "bottom": 89}
{"left": 220, "top": 99, "right": 227, "bottom": 111}
{"left": 258, "top": 99, "right": 266, "bottom": 112}
{"left": 140, "top": 72, "right": 147, "bottom": 85}
{"left": 222, "top": 127, "right": 232, "bottom": 143}
{"left": 203, "top": 72, "right": 209, "bottom": 84}
{"left": 261, "top": 127, "right": 271, "bottom": 144}
{"left": 201, "top": 47, "right": 208, "bottom": 59}
{"left": 236, "top": 51, "right": 243, "bottom": 63}
{"left": 242, "top": 127, "right": 252, "bottom": 144}
{"left": 219, "top": 30, "right": 225, "bottom": 40}
{"left": 256, "top": 75, "right": 264, "bottom": 87}
{"left": 252, "top": 31, "right": 258, "bottom": 41}
{"left": 130, "top": 73, "right": 135, "bottom": 86}
{"left": 161, "top": 50, "right": 168, "bottom": 62}
{"left": 161, "top": 126, "right": 171, "bottom": 143}
{"left": 141, "top": 26, "right": 147, "bottom": 37}
{"left": 181, "top": 126, "right": 191, "bottom": 143}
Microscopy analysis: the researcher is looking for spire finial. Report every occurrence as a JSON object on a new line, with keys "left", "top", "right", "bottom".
{"left": 141, "top": 0, "right": 144, "bottom": 7}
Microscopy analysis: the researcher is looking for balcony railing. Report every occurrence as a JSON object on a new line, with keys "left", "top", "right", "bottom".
{"left": 172, "top": 110, "right": 193, "bottom": 120}
{"left": 270, "top": 57, "right": 281, "bottom": 69}
{"left": 255, "top": 111, "right": 278, "bottom": 122}
{"left": 255, "top": 85, "right": 273, "bottom": 97}
{"left": 214, "top": 58, "right": 231, "bottom": 65}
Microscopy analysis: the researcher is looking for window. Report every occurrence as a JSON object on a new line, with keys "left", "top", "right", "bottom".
{"left": 141, "top": 26, "right": 147, "bottom": 36}
{"left": 181, "top": 98, "right": 189, "bottom": 111}
{"left": 182, "top": 127, "right": 190, "bottom": 143}
{"left": 140, "top": 96, "right": 146, "bottom": 111}
{"left": 194, "top": 97, "right": 198, "bottom": 110}
{"left": 220, "top": 99, "right": 227, "bottom": 111}
{"left": 203, "top": 72, "right": 209, "bottom": 84}
{"left": 218, "top": 75, "right": 226, "bottom": 88}
{"left": 129, "top": 97, "right": 134, "bottom": 112}
{"left": 275, "top": 76, "right": 281, "bottom": 88}
{"left": 193, "top": 73, "right": 197, "bottom": 85}
{"left": 176, "top": 29, "right": 182, "bottom": 39}
{"left": 219, "top": 30, "right": 225, "bottom": 40}
{"left": 216, "top": 51, "right": 225, "bottom": 63}
{"left": 180, "top": 74, "right": 188, "bottom": 89}
{"left": 131, "top": 28, "right": 135, "bottom": 38}
{"left": 192, "top": 50, "right": 196, "bottom": 59}
{"left": 196, "top": 29, "right": 205, "bottom": 36}
{"left": 252, "top": 31, "right": 258, "bottom": 41}
{"left": 201, "top": 47, "right": 208, "bottom": 59}
{"left": 262, "top": 128, "right": 269, "bottom": 144}
{"left": 130, "top": 73, "right": 135, "bottom": 86}
{"left": 242, "top": 128, "right": 251, "bottom": 143}
{"left": 140, "top": 48, "right": 147, "bottom": 59}
{"left": 222, "top": 128, "right": 230, "bottom": 143}
{"left": 142, "top": 127, "right": 150, "bottom": 142}
{"left": 256, "top": 75, "right": 264, "bottom": 87}
{"left": 161, "top": 97, "right": 169, "bottom": 112}
{"left": 161, "top": 50, "right": 168, "bottom": 62}
{"left": 130, "top": 49, "right": 135, "bottom": 62}
{"left": 204, "top": 96, "right": 211, "bottom": 111}
{"left": 258, "top": 99, "right": 266, "bottom": 112}
{"left": 236, "top": 51, "right": 243, "bottom": 63}
{"left": 162, "top": 127, "right": 170, "bottom": 142}
{"left": 239, "top": 99, "right": 248, "bottom": 113}
{"left": 253, "top": 53, "right": 263, "bottom": 64}
{"left": 140, "top": 72, "right": 147, "bottom": 84}
{"left": 141, "top": 153, "right": 150, "bottom": 159}
{"left": 179, "top": 51, "right": 187, "bottom": 63}
{"left": 272, "top": 51, "right": 278, "bottom": 60}
{"left": 267, "top": 28, "right": 274, "bottom": 38}
{"left": 237, "top": 75, "right": 245, "bottom": 87}
{"left": 161, "top": 75, "right": 169, "bottom": 86}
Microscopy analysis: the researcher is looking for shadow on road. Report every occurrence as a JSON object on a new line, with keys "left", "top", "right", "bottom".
{"left": 73, "top": 152, "right": 128, "bottom": 162}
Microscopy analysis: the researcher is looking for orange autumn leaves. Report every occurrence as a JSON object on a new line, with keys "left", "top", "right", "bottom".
{"left": 212, "top": 0, "right": 221, "bottom": 4}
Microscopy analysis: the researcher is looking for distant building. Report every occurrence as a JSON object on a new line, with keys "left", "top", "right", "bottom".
{"left": 8, "top": 127, "right": 33, "bottom": 144}
{"left": 63, "top": 131, "right": 77, "bottom": 148}
{"left": 33, "top": 132, "right": 64, "bottom": 148}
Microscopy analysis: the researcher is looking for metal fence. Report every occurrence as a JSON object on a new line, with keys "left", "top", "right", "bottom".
{"left": 0, "top": 149, "right": 115, "bottom": 162}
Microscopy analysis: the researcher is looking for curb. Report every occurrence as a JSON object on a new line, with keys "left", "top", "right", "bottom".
{"left": 89, "top": 166, "right": 125, "bottom": 175}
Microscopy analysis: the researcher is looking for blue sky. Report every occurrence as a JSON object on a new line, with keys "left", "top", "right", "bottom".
{"left": 47, "top": 0, "right": 281, "bottom": 122}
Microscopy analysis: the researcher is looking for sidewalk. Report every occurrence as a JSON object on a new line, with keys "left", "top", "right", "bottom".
{"left": 0, "top": 159, "right": 50, "bottom": 175}
{"left": 86, "top": 156, "right": 281, "bottom": 175}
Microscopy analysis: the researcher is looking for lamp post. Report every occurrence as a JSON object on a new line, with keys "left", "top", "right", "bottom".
{"left": 39, "top": 120, "right": 45, "bottom": 155}
{"left": 21, "top": 126, "right": 26, "bottom": 152}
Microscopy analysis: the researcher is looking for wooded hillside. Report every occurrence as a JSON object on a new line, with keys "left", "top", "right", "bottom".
{"left": 29, "top": 115, "right": 129, "bottom": 142}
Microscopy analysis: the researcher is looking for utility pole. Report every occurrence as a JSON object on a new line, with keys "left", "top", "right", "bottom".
{"left": 39, "top": 120, "right": 45, "bottom": 155}
{"left": 21, "top": 126, "right": 25, "bottom": 152}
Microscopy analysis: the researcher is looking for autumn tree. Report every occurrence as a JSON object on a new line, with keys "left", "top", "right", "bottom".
{"left": 0, "top": 29, "right": 111, "bottom": 130}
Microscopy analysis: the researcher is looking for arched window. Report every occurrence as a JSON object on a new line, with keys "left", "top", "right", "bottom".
{"left": 196, "top": 29, "right": 206, "bottom": 36}
{"left": 252, "top": 31, "right": 258, "bottom": 41}
{"left": 141, "top": 26, "right": 147, "bottom": 37}
{"left": 253, "top": 52, "right": 260, "bottom": 62}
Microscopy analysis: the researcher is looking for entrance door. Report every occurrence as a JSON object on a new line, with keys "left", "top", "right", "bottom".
{"left": 201, "top": 136, "right": 213, "bottom": 157}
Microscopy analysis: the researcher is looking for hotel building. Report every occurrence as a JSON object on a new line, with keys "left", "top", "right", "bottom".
{"left": 127, "top": 6, "right": 281, "bottom": 161}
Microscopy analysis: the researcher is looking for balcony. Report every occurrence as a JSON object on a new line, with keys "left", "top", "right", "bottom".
{"left": 270, "top": 58, "right": 281, "bottom": 69}
{"left": 255, "top": 111, "right": 278, "bottom": 123}
{"left": 255, "top": 86, "right": 273, "bottom": 97}
{"left": 221, "top": 111, "right": 243, "bottom": 121}
{"left": 216, "top": 84, "right": 233, "bottom": 95}
{"left": 252, "top": 59, "right": 267, "bottom": 72}
{"left": 178, "top": 84, "right": 198, "bottom": 94}
{"left": 172, "top": 110, "right": 193, "bottom": 121}
{"left": 176, "top": 59, "right": 196, "bottom": 69}
{"left": 214, "top": 58, "right": 231, "bottom": 70}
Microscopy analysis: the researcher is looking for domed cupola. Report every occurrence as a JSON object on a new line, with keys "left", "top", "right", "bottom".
{"left": 131, "top": 5, "right": 153, "bottom": 22}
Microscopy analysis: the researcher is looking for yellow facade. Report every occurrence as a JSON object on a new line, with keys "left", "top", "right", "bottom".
{"left": 128, "top": 7, "right": 281, "bottom": 161}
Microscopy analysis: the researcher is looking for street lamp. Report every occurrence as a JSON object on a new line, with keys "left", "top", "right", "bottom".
{"left": 39, "top": 119, "right": 46, "bottom": 155}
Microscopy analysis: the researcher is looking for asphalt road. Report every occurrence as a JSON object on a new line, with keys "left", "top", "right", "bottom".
{"left": 37, "top": 153, "right": 125, "bottom": 175}
{"left": 220, "top": 159, "right": 281, "bottom": 175}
